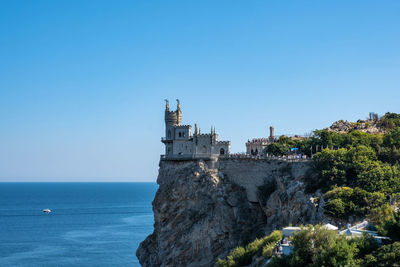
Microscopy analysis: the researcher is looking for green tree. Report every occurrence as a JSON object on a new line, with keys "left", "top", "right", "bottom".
{"left": 269, "top": 225, "right": 357, "bottom": 267}
{"left": 362, "top": 242, "right": 400, "bottom": 267}
{"left": 352, "top": 233, "right": 379, "bottom": 259}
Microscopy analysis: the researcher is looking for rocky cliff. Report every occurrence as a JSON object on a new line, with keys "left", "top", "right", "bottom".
{"left": 137, "top": 159, "right": 325, "bottom": 267}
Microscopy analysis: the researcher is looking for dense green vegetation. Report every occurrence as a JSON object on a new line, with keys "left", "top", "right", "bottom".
{"left": 307, "top": 146, "right": 400, "bottom": 194}
{"left": 218, "top": 225, "right": 400, "bottom": 267}
{"left": 263, "top": 113, "right": 400, "bottom": 222}
{"left": 264, "top": 112, "right": 400, "bottom": 161}
{"left": 229, "top": 113, "right": 400, "bottom": 266}
{"left": 268, "top": 225, "right": 400, "bottom": 267}
{"left": 306, "top": 128, "right": 400, "bottom": 223}
{"left": 322, "top": 186, "right": 386, "bottom": 219}
{"left": 268, "top": 225, "right": 358, "bottom": 267}
{"left": 372, "top": 207, "right": 400, "bottom": 242}
{"left": 381, "top": 112, "right": 400, "bottom": 129}
{"left": 264, "top": 136, "right": 296, "bottom": 156}
{"left": 216, "top": 231, "right": 282, "bottom": 267}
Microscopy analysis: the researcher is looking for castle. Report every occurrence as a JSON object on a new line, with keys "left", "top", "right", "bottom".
{"left": 162, "top": 100, "right": 230, "bottom": 159}
{"left": 245, "top": 126, "right": 276, "bottom": 156}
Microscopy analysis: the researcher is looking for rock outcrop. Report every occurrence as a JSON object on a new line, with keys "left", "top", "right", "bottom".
{"left": 327, "top": 119, "right": 386, "bottom": 134}
{"left": 261, "top": 168, "right": 325, "bottom": 233}
{"left": 137, "top": 159, "right": 325, "bottom": 267}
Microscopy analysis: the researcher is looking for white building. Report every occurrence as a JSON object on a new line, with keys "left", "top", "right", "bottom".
{"left": 282, "top": 226, "right": 302, "bottom": 237}
{"left": 162, "top": 100, "right": 230, "bottom": 159}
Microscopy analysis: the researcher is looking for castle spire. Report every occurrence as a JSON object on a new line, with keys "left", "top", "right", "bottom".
{"left": 195, "top": 123, "right": 198, "bottom": 135}
{"left": 165, "top": 99, "right": 169, "bottom": 111}
{"left": 176, "top": 99, "right": 181, "bottom": 110}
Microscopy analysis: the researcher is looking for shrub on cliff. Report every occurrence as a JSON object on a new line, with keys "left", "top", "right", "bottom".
{"left": 216, "top": 230, "right": 282, "bottom": 267}
{"left": 268, "top": 225, "right": 357, "bottom": 267}
{"left": 324, "top": 198, "right": 348, "bottom": 217}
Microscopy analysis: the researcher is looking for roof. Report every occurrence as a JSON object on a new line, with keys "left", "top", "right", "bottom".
{"left": 323, "top": 223, "right": 338, "bottom": 230}
{"left": 283, "top": 227, "right": 301, "bottom": 231}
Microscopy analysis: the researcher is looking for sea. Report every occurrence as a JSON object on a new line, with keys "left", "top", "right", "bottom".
{"left": 0, "top": 182, "right": 158, "bottom": 267}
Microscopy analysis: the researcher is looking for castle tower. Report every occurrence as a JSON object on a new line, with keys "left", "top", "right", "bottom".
{"left": 164, "top": 99, "right": 182, "bottom": 140}
{"left": 163, "top": 99, "right": 184, "bottom": 156}
{"left": 269, "top": 126, "right": 274, "bottom": 140}
{"left": 176, "top": 99, "right": 182, "bottom": 125}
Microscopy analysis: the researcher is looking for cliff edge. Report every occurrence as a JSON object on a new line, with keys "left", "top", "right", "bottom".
{"left": 137, "top": 159, "right": 325, "bottom": 266}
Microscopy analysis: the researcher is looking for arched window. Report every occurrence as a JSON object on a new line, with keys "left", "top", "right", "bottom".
{"left": 220, "top": 148, "right": 225, "bottom": 155}
{"left": 255, "top": 148, "right": 258, "bottom": 155}
{"left": 202, "top": 145, "right": 207, "bottom": 153}
{"left": 168, "top": 130, "right": 171, "bottom": 139}
{"left": 178, "top": 132, "right": 182, "bottom": 137}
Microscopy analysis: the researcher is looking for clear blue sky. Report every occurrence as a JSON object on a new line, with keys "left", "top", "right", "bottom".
{"left": 1, "top": 1, "right": 399, "bottom": 182}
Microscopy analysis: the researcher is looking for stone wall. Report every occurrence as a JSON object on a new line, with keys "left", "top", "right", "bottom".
{"left": 217, "top": 159, "right": 311, "bottom": 202}
{"left": 172, "top": 140, "right": 194, "bottom": 155}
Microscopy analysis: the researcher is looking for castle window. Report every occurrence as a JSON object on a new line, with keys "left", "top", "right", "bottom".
{"left": 179, "top": 132, "right": 182, "bottom": 137}
{"left": 202, "top": 145, "right": 207, "bottom": 153}
{"left": 220, "top": 148, "right": 225, "bottom": 155}
{"left": 168, "top": 130, "right": 171, "bottom": 139}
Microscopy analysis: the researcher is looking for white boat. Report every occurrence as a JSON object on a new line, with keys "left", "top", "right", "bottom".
{"left": 42, "top": 209, "right": 51, "bottom": 213}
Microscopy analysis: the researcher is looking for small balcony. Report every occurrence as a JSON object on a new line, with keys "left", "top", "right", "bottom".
{"left": 161, "top": 137, "right": 172, "bottom": 143}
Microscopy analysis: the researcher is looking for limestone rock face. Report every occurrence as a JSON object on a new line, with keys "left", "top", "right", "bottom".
{"left": 261, "top": 173, "right": 324, "bottom": 233}
{"left": 136, "top": 159, "right": 325, "bottom": 267}
{"left": 137, "top": 160, "right": 266, "bottom": 267}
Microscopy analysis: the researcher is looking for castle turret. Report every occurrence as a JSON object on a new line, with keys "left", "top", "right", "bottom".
{"left": 269, "top": 126, "right": 274, "bottom": 140}
{"left": 165, "top": 99, "right": 170, "bottom": 111}
{"left": 165, "top": 101, "right": 179, "bottom": 126}
{"left": 165, "top": 99, "right": 183, "bottom": 140}
{"left": 176, "top": 99, "right": 182, "bottom": 125}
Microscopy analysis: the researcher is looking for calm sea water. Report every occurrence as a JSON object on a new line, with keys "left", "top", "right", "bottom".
{"left": 0, "top": 182, "right": 157, "bottom": 267}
